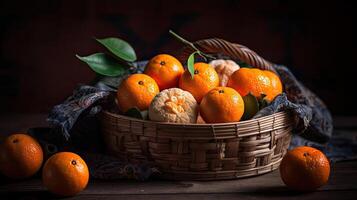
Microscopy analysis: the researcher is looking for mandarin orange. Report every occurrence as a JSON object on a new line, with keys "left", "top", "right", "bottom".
{"left": 0, "top": 133, "right": 43, "bottom": 179}
{"left": 179, "top": 62, "right": 219, "bottom": 103}
{"left": 200, "top": 87, "right": 244, "bottom": 123}
{"left": 42, "top": 152, "right": 89, "bottom": 196}
{"left": 263, "top": 70, "right": 283, "bottom": 101}
{"left": 117, "top": 73, "right": 159, "bottom": 112}
{"left": 227, "top": 68, "right": 271, "bottom": 100}
{"left": 144, "top": 54, "right": 184, "bottom": 90}
{"left": 280, "top": 146, "right": 330, "bottom": 191}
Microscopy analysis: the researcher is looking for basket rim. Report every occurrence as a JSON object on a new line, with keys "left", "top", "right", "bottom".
{"left": 101, "top": 110, "right": 291, "bottom": 127}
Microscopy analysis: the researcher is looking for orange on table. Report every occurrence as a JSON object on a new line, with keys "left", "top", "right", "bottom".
{"left": 279, "top": 146, "right": 330, "bottom": 191}
{"left": 117, "top": 73, "right": 159, "bottom": 112}
{"left": 263, "top": 70, "right": 283, "bottom": 101}
{"left": 42, "top": 152, "right": 89, "bottom": 196}
{"left": 144, "top": 54, "right": 184, "bottom": 90}
{"left": 179, "top": 62, "right": 219, "bottom": 103}
{"left": 200, "top": 87, "right": 245, "bottom": 123}
{"left": 0, "top": 133, "right": 43, "bottom": 179}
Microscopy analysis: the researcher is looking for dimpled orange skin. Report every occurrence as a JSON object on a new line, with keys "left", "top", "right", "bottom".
{"left": 42, "top": 152, "right": 89, "bottom": 196}
{"left": 227, "top": 68, "right": 275, "bottom": 101}
{"left": 117, "top": 74, "right": 159, "bottom": 112}
{"left": 0, "top": 133, "right": 43, "bottom": 179}
{"left": 263, "top": 70, "right": 283, "bottom": 101}
{"left": 179, "top": 62, "right": 219, "bottom": 103}
{"left": 200, "top": 87, "right": 245, "bottom": 123}
{"left": 144, "top": 54, "right": 184, "bottom": 90}
{"left": 279, "top": 146, "right": 330, "bottom": 191}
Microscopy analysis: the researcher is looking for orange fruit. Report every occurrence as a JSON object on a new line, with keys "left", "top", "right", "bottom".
{"left": 279, "top": 146, "right": 330, "bottom": 191}
{"left": 227, "top": 68, "right": 282, "bottom": 101}
{"left": 263, "top": 70, "right": 283, "bottom": 101}
{"left": 42, "top": 152, "right": 89, "bottom": 196}
{"left": 179, "top": 62, "right": 219, "bottom": 102}
{"left": 144, "top": 54, "right": 184, "bottom": 90}
{"left": 117, "top": 73, "right": 159, "bottom": 112}
{"left": 0, "top": 133, "right": 43, "bottom": 179}
{"left": 200, "top": 87, "right": 245, "bottom": 123}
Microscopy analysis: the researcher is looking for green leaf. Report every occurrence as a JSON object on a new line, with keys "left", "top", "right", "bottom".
{"left": 96, "top": 37, "right": 136, "bottom": 62}
{"left": 237, "top": 60, "right": 253, "bottom": 68}
{"left": 242, "top": 93, "right": 260, "bottom": 120}
{"left": 258, "top": 94, "right": 270, "bottom": 110}
{"left": 76, "top": 53, "right": 127, "bottom": 77}
{"left": 124, "top": 107, "right": 148, "bottom": 120}
{"left": 187, "top": 51, "right": 198, "bottom": 79}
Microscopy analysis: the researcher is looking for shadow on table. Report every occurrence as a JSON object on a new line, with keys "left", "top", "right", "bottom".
{"left": 239, "top": 185, "right": 313, "bottom": 197}
{"left": 0, "top": 191, "right": 73, "bottom": 200}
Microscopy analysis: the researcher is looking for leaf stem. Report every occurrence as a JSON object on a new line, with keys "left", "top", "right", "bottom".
{"left": 169, "top": 30, "right": 216, "bottom": 60}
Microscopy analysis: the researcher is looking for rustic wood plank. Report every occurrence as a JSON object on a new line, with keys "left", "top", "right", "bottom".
{"left": 0, "top": 190, "right": 357, "bottom": 200}
{"left": 1, "top": 161, "right": 356, "bottom": 195}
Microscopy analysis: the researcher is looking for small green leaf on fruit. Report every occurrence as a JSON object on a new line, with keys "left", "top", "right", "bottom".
{"left": 257, "top": 93, "right": 270, "bottom": 109}
{"left": 237, "top": 60, "right": 253, "bottom": 68}
{"left": 76, "top": 53, "right": 127, "bottom": 77}
{"left": 242, "top": 93, "right": 260, "bottom": 120}
{"left": 187, "top": 51, "right": 198, "bottom": 79}
{"left": 124, "top": 107, "right": 144, "bottom": 119}
{"left": 96, "top": 37, "right": 137, "bottom": 62}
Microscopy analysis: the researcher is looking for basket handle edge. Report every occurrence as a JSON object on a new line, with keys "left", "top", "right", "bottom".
{"left": 178, "top": 38, "right": 276, "bottom": 72}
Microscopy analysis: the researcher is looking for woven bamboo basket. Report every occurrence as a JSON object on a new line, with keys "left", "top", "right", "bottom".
{"left": 100, "top": 38, "right": 295, "bottom": 180}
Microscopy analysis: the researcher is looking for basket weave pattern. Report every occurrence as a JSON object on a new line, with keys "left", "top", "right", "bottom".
{"left": 101, "top": 111, "right": 293, "bottom": 180}
{"left": 100, "top": 39, "right": 294, "bottom": 180}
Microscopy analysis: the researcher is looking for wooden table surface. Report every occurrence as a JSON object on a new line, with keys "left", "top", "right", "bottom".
{"left": 0, "top": 114, "right": 357, "bottom": 200}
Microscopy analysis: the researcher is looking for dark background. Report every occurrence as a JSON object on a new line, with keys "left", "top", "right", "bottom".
{"left": 0, "top": 0, "right": 356, "bottom": 115}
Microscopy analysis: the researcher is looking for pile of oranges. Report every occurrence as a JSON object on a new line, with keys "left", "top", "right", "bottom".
{"left": 117, "top": 54, "right": 283, "bottom": 123}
